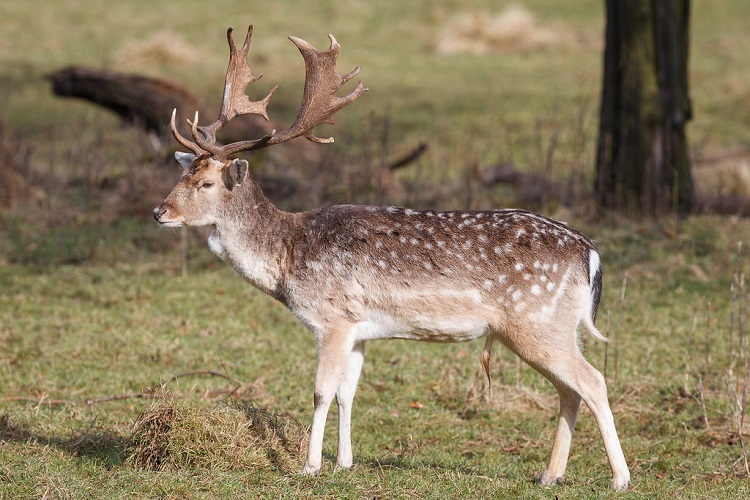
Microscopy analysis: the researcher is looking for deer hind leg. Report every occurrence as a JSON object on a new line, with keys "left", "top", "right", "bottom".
{"left": 302, "top": 324, "right": 356, "bottom": 474}
{"left": 336, "top": 341, "right": 366, "bottom": 469}
{"left": 542, "top": 347, "right": 630, "bottom": 490}
{"left": 504, "top": 325, "right": 630, "bottom": 490}
{"left": 540, "top": 385, "right": 581, "bottom": 486}
{"left": 572, "top": 357, "right": 630, "bottom": 490}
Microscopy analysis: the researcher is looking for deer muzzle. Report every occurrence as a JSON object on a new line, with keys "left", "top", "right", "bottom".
{"left": 152, "top": 202, "right": 182, "bottom": 227}
{"left": 152, "top": 206, "right": 167, "bottom": 223}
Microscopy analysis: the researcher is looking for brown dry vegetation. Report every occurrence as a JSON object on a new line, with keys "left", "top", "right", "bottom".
{"left": 128, "top": 396, "right": 307, "bottom": 474}
{"left": 0, "top": 123, "right": 44, "bottom": 210}
{"left": 435, "top": 4, "right": 596, "bottom": 55}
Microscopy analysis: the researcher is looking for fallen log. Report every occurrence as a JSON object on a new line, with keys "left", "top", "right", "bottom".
{"left": 48, "top": 66, "right": 272, "bottom": 142}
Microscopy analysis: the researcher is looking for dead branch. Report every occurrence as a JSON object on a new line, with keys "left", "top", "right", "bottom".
{"left": 4, "top": 370, "right": 249, "bottom": 408}
{"left": 2, "top": 396, "right": 78, "bottom": 407}
{"left": 388, "top": 142, "right": 428, "bottom": 171}
{"left": 151, "top": 369, "right": 245, "bottom": 392}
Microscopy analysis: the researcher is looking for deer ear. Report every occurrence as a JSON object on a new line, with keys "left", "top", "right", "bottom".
{"left": 174, "top": 151, "right": 196, "bottom": 170}
{"left": 229, "top": 159, "right": 249, "bottom": 186}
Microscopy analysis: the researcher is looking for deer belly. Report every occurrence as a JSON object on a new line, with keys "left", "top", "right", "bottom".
{"left": 356, "top": 310, "right": 489, "bottom": 342}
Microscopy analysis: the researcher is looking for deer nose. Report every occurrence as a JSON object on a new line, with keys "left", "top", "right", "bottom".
{"left": 153, "top": 207, "right": 167, "bottom": 222}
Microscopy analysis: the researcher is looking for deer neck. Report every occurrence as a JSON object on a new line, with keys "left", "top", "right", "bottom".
{"left": 208, "top": 181, "right": 296, "bottom": 300}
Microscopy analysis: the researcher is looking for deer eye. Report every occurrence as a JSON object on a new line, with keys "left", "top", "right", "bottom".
{"left": 199, "top": 181, "right": 215, "bottom": 190}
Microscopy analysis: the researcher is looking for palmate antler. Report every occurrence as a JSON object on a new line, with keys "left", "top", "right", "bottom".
{"left": 170, "top": 25, "right": 367, "bottom": 161}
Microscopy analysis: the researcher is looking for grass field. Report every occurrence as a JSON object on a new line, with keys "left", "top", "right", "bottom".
{"left": 2, "top": 0, "right": 750, "bottom": 497}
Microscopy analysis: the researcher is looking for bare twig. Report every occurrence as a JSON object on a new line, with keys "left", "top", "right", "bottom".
{"left": 604, "top": 310, "right": 611, "bottom": 381}
{"left": 740, "top": 272, "right": 747, "bottom": 364}
{"left": 615, "top": 273, "right": 628, "bottom": 385}
{"left": 3, "top": 396, "right": 77, "bottom": 407}
{"left": 705, "top": 301, "right": 712, "bottom": 377}
{"left": 684, "top": 314, "right": 698, "bottom": 395}
{"left": 5, "top": 370, "right": 248, "bottom": 408}
{"left": 180, "top": 226, "right": 188, "bottom": 278}
{"left": 730, "top": 242, "right": 743, "bottom": 377}
{"left": 388, "top": 143, "right": 428, "bottom": 171}
{"left": 698, "top": 375, "right": 710, "bottom": 430}
{"left": 737, "top": 392, "right": 750, "bottom": 478}
{"left": 146, "top": 369, "right": 245, "bottom": 394}
{"left": 217, "top": 356, "right": 242, "bottom": 398}
{"left": 67, "top": 416, "right": 100, "bottom": 449}
{"left": 739, "top": 253, "right": 750, "bottom": 477}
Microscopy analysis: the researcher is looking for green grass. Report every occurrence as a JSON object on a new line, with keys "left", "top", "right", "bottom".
{"left": 2, "top": 217, "right": 750, "bottom": 497}
{"left": 2, "top": 0, "right": 750, "bottom": 497}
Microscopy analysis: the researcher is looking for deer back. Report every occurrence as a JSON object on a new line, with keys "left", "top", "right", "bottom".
{"left": 283, "top": 206, "right": 598, "bottom": 341}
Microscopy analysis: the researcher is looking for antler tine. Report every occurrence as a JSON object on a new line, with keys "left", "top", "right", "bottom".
{"left": 221, "top": 33, "right": 368, "bottom": 157}
{"left": 191, "top": 25, "right": 278, "bottom": 159}
{"left": 170, "top": 109, "right": 205, "bottom": 156}
{"left": 171, "top": 27, "right": 366, "bottom": 160}
{"left": 188, "top": 110, "right": 212, "bottom": 153}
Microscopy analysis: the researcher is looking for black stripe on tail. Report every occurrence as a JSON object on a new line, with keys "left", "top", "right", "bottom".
{"left": 591, "top": 259, "right": 603, "bottom": 324}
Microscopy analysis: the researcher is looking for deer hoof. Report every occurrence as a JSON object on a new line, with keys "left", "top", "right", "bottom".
{"left": 301, "top": 462, "right": 321, "bottom": 475}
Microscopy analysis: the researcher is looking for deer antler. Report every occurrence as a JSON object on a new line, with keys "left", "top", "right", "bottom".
{"left": 171, "top": 25, "right": 367, "bottom": 161}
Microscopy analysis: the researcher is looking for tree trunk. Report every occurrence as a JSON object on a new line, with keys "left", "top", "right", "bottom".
{"left": 595, "top": 0, "right": 693, "bottom": 214}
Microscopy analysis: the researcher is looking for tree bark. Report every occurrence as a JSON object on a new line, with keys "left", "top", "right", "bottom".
{"left": 595, "top": 0, "right": 693, "bottom": 214}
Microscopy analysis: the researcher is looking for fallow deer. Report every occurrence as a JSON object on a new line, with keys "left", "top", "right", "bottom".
{"left": 153, "top": 25, "right": 630, "bottom": 490}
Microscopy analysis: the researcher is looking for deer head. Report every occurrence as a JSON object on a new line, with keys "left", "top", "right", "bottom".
{"left": 153, "top": 25, "right": 367, "bottom": 227}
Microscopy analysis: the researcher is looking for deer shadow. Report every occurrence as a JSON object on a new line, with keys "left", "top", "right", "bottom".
{"left": 0, "top": 413, "right": 129, "bottom": 469}
{"left": 354, "top": 454, "right": 488, "bottom": 477}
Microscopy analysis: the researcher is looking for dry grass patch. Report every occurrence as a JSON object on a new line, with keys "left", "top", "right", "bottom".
{"left": 116, "top": 32, "right": 205, "bottom": 72}
{"left": 435, "top": 5, "right": 572, "bottom": 55}
{"left": 127, "top": 396, "right": 307, "bottom": 474}
{"left": 693, "top": 147, "right": 750, "bottom": 194}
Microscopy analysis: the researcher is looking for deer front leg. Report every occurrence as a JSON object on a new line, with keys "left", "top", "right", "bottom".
{"left": 336, "top": 341, "right": 365, "bottom": 469}
{"left": 302, "top": 326, "right": 355, "bottom": 474}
